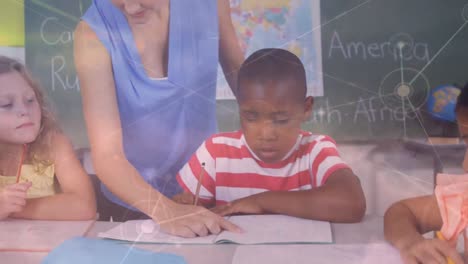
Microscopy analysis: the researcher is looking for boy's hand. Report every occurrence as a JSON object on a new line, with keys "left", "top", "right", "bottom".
{"left": 172, "top": 192, "right": 195, "bottom": 205}
{"left": 400, "top": 238, "right": 463, "bottom": 264}
{"left": 0, "top": 182, "right": 31, "bottom": 220}
{"left": 211, "top": 195, "right": 264, "bottom": 216}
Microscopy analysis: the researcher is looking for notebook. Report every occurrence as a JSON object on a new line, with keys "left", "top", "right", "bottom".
{"left": 98, "top": 214, "right": 333, "bottom": 245}
{"left": 0, "top": 219, "right": 95, "bottom": 252}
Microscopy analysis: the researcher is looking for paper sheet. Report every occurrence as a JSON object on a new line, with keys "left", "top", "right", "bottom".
{"left": 98, "top": 219, "right": 217, "bottom": 244}
{"left": 216, "top": 215, "right": 332, "bottom": 244}
{"left": 99, "top": 215, "right": 332, "bottom": 245}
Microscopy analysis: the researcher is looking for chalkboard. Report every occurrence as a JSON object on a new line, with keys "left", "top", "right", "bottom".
{"left": 25, "top": 0, "right": 468, "bottom": 148}
{"left": 25, "top": 0, "right": 90, "bottom": 147}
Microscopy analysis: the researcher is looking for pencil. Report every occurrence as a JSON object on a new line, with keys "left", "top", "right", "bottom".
{"left": 193, "top": 162, "right": 205, "bottom": 206}
{"left": 436, "top": 231, "right": 455, "bottom": 264}
{"left": 15, "top": 144, "right": 27, "bottom": 183}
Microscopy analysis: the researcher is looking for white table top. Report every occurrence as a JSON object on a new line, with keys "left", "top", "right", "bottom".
{"left": 1, "top": 215, "right": 392, "bottom": 264}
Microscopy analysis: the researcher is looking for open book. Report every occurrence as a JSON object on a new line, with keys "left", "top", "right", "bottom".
{"left": 0, "top": 219, "right": 95, "bottom": 252}
{"left": 98, "top": 215, "right": 333, "bottom": 245}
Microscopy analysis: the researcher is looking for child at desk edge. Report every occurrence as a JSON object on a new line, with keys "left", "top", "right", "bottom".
{"left": 0, "top": 56, "right": 96, "bottom": 221}
{"left": 174, "top": 48, "right": 366, "bottom": 223}
{"left": 384, "top": 83, "right": 468, "bottom": 264}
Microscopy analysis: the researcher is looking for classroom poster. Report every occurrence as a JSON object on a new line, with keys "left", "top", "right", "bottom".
{"left": 216, "top": 0, "right": 324, "bottom": 99}
{"left": 0, "top": 0, "right": 24, "bottom": 46}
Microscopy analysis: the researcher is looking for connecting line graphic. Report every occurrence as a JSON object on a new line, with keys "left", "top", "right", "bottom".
{"left": 383, "top": 161, "right": 433, "bottom": 192}
{"left": 326, "top": 92, "right": 395, "bottom": 111}
{"left": 391, "top": 17, "right": 465, "bottom": 138}
{"left": 402, "top": 97, "right": 407, "bottom": 138}
{"left": 9, "top": 0, "right": 84, "bottom": 32}
{"left": 399, "top": 43, "right": 405, "bottom": 86}
{"left": 409, "top": 20, "right": 468, "bottom": 86}
{"left": 392, "top": 15, "right": 468, "bottom": 147}
{"left": 279, "top": 0, "right": 373, "bottom": 49}
{"left": 118, "top": 231, "right": 146, "bottom": 264}
{"left": 117, "top": 194, "right": 172, "bottom": 264}
{"left": 406, "top": 97, "right": 445, "bottom": 173}
{"left": 30, "top": 0, "right": 82, "bottom": 22}
{"left": 398, "top": 43, "right": 408, "bottom": 138}
{"left": 320, "top": 72, "right": 379, "bottom": 97}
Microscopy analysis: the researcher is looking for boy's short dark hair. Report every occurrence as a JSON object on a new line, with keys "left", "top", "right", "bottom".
{"left": 237, "top": 48, "right": 307, "bottom": 101}
{"left": 456, "top": 82, "right": 468, "bottom": 111}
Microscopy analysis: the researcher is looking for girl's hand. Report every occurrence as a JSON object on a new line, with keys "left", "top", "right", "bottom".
{"left": 400, "top": 238, "right": 463, "bottom": 264}
{"left": 0, "top": 182, "right": 31, "bottom": 219}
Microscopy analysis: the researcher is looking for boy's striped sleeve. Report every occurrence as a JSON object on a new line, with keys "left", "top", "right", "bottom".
{"left": 309, "top": 135, "right": 350, "bottom": 187}
{"left": 176, "top": 138, "right": 216, "bottom": 204}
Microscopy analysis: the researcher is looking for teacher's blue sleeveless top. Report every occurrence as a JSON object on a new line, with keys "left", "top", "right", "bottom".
{"left": 82, "top": 0, "right": 219, "bottom": 209}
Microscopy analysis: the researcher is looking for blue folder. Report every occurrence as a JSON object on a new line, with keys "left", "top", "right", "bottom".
{"left": 42, "top": 237, "right": 187, "bottom": 264}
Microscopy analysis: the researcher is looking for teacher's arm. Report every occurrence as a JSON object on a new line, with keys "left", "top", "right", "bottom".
{"left": 218, "top": 0, "right": 244, "bottom": 97}
{"left": 74, "top": 21, "right": 240, "bottom": 237}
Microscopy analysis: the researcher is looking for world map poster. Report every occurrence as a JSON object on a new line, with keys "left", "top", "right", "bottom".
{"left": 217, "top": 0, "right": 324, "bottom": 99}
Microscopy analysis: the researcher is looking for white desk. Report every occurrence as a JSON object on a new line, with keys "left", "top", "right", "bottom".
{"left": 1, "top": 215, "right": 393, "bottom": 264}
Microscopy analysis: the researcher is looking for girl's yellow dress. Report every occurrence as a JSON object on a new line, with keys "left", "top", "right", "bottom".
{"left": 0, "top": 164, "right": 56, "bottom": 198}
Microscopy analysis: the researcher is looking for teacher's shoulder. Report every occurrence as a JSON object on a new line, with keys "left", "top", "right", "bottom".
{"left": 74, "top": 21, "right": 110, "bottom": 66}
{"left": 74, "top": 21, "right": 104, "bottom": 51}
{"left": 73, "top": 21, "right": 111, "bottom": 79}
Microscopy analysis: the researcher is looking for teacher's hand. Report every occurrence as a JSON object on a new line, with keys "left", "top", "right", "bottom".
{"left": 155, "top": 202, "right": 242, "bottom": 238}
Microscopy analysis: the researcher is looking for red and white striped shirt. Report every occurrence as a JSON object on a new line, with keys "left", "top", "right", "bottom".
{"left": 176, "top": 130, "right": 350, "bottom": 205}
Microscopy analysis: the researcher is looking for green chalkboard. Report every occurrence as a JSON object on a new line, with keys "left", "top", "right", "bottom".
{"left": 314, "top": 0, "right": 468, "bottom": 140}
{"left": 25, "top": 0, "right": 90, "bottom": 148}
{"left": 25, "top": 0, "right": 468, "bottom": 147}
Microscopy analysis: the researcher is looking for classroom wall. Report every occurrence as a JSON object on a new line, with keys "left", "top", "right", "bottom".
{"left": 0, "top": 0, "right": 25, "bottom": 61}
{"left": 0, "top": 46, "right": 24, "bottom": 61}
{"left": 340, "top": 141, "right": 464, "bottom": 215}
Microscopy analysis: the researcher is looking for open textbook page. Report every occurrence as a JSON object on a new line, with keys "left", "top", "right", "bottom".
{"left": 98, "top": 215, "right": 332, "bottom": 245}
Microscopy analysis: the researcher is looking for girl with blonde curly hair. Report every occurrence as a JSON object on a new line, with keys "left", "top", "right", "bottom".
{"left": 0, "top": 56, "right": 96, "bottom": 220}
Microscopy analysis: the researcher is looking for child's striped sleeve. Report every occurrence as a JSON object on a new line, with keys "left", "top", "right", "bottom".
{"left": 176, "top": 138, "right": 216, "bottom": 204}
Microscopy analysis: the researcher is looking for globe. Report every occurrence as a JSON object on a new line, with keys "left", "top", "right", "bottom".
{"left": 426, "top": 84, "right": 461, "bottom": 122}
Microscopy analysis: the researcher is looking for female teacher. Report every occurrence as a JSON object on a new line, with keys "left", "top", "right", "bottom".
{"left": 74, "top": 0, "right": 243, "bottom": 237}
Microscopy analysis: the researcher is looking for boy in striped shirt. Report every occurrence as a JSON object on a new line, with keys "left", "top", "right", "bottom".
{"left": 175, "top": 48, "right": 366, "bottom": 223}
